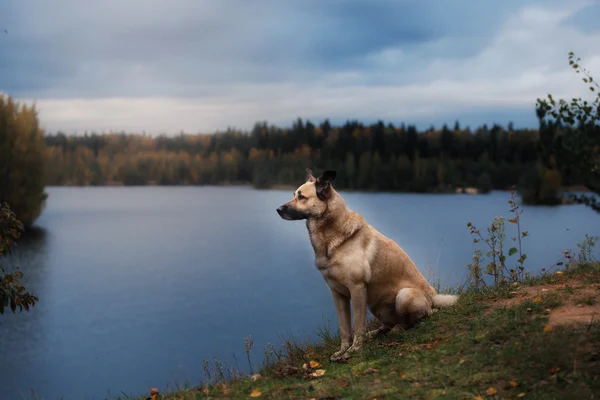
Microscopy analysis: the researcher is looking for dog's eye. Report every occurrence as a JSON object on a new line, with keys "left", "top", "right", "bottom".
{"left": 297, "top": 194, "right": 305, "bottom": 200}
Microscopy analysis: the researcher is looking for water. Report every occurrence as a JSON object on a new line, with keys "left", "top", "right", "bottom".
{"left": 1, "top": 187, "right": 598, "bottom": 399}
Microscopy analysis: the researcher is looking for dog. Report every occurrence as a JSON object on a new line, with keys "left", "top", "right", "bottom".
{"left": 276, "top": 169, "right": 458, "bottom": 361}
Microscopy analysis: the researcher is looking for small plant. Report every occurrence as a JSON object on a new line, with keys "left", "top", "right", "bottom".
{"left": 557, "top": 234, "right": 599, "bottom": 270}
{"left": 508, "top": 191, "right": 529, "bottom": 282}
{"left": 466, "top": 249, "right": 484, "bottom": 289}
{"left": 576, "top": 234, "right": 599, "bottom": 265}
{"left": 202, "top": 359, "right": 212, "bottom": 384}
{"left": 244, "top": 335, "right": 255, "bottom": 375}
{"left": 262, "top": 342, "right": 281, "bottom": 369}
{"left": 466, "top": 190, "right": 529, "bottom": 287}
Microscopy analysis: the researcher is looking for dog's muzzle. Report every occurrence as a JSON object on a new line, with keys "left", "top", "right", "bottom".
{"left": 277, "top": 204, "right": 307, "bottom": 220}
{"left": 276, "top": 205, "right": 288, "bottom": 217}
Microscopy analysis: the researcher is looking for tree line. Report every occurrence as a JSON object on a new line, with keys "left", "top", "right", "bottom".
{"left": 44, "top": 120, "right": 563, "bottom": 197}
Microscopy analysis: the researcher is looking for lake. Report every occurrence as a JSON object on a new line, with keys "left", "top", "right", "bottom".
{"left": 1, "top": 186, "right": 599, "bottom": 399}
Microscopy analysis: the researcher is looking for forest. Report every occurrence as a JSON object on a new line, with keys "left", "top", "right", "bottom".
{"left": 43, "top": 119, "right": 566, "bottom": 202}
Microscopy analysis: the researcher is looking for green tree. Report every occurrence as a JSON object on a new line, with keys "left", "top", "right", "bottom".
{"left": 0, "top": 202, "right": 38, "bottom": 314}
{"left": 0, "top": 95, "right": 48, "bottom": 226}
{"left": 518, "top": 163, "right": 562, "bottom": 206}
{"left": 477, "top": 172, "right": 493, "bottom": 194}
{"left": 536, "top": 52, "right": 600, "bottom": 211}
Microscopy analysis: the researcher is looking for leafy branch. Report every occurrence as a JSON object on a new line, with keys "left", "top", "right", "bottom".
{"left": 535, "top": 51, "right": 600, "bottom": 211}
{"left": 0, "top": 202, "right": 38, "bottom": 314}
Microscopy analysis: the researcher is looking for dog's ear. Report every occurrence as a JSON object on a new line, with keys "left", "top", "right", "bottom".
{"left": 319, "top": 170, "right": 336, "bottom": 183}
{"left": 305, "top": 168, "right": 316, "bottom": 182}
{"left": 315, "top": 170, "right": 336, "bottom": 201}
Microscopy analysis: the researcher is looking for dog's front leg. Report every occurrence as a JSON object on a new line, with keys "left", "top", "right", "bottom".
{"left": 344, "top": 283, "right": 368, "bottom": 356}
{"left": 329, "top": 289, "right": 352, "bottom": 362}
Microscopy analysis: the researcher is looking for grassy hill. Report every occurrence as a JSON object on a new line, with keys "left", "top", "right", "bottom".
{"left": 121, "top": 260, "right": 600, "bottom": 400}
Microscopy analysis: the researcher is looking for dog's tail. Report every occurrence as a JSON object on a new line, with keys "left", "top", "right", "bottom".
{"left": 432, "top": 293, "right": 459, "bottom": 308}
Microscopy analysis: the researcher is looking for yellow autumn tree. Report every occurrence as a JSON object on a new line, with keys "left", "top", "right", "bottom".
{"left": 0, "top": 95, "right": 48, "bottom": 227}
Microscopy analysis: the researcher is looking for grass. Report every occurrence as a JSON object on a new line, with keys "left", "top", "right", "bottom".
{"left": 116, "top": 262, "right": 600, "bottom": 400}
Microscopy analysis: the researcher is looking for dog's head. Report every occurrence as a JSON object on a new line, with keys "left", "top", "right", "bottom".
{"left": 276, "top": 169, "right": 337, "bottom": 221}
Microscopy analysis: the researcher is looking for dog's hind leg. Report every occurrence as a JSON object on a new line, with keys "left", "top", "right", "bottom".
{"left": 395, "top": 288, "right": 432, "bottom": 328}
{"left": 365, "top": 304, "right": 396, "bottom": 340}
{"left": 366, "top": 324, "right": 392, "bottom": 339}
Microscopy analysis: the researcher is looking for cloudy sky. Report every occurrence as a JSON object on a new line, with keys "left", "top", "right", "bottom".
{"left": 1, "top": 0, "right": 599, "bottom": 134}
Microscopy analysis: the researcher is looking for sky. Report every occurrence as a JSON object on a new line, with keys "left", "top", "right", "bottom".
{"left": 1, "top": 0, "right": 599, "bottom": 135}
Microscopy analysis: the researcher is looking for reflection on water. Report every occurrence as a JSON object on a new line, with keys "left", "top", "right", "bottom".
{"left": 1, "top": 186, "right": 599, "bottom": 400}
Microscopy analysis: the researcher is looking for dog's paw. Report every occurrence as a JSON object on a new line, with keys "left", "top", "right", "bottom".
{"left": 329, "top": 342, "right": 351, "bottom": 362}
{"left": 365, "top": 328, "right": 385, "bottom": 340}
{"left": 345, "top": 343, "right": 362, "bottom": 355}
{"left": 330, "top": 349, "right": 350, "bottom": 362}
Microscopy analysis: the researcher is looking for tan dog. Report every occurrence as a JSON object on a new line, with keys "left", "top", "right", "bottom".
{"left": 277, "top": 169, "right": 458, "bottom": 361}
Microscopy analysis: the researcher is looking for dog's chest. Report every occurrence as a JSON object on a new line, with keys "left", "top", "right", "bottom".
{"left": 318, "top": 264, "right": 351, "bottom": 296}
{"left": 315, "top": 258, "right": 350, "bottom": 290}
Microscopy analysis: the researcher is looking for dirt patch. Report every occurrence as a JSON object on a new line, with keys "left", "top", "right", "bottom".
{"left": 484, "top": 282, "right": 567, "bottom": 310}
{"left": 549, "top": 304, "right": 600, "bottom": 326}
{"left": 483, "top": 279, "right": 600, "bottom": 326}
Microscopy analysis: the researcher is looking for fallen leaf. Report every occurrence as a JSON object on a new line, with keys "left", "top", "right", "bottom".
{"left": 513, "top": 282, "right": 519, "bottom": 287}
{"left": 517, "top": 393, "right": 525, "bottom": 397}
{"left": 533, "top": 297, "right": 542, "bottom": 303}
{"left": 364, "top": 367, "right": 379, "bottom": 374}
{"left": 555, "top": 271, "right": 564, "bottom": 275}
{"left": 309, "top": 360, "right": 321, "bottom": 369}
{"left": 474, "top": 396, "right": 484, "bottom": 400}
{"left": 339, "top": 379, "right": 349, "bottom": 387}
{"left": 541, "top": 288, "right": 548, "bottom": 292}
{"left": 509, "top": 381, "right": 518, "bottom": 388}
{"left": 374, "top": 378, "right": 382, "bottom": 383}
{"left": 549, "top": 367, "right": 561, "bottom": 374}
{"left": 251, "top": 374, "right": 262, "bottom": 381}
{"left": 508, "top": 217, "right": 518, "bottom": 223}
{"left": 485, "top": 387, "right": 497, "bottom": 396}
{"left": 302, "top": 363, "right": 308, "bottom": 370}
{"left": 459, "top": 359, "right": 465, "bottom": 365}
{"left": 543, "top": 324, "right": 553, "bottom": 333}
{"left": 423, "top": 339, "right": 441, "bottom": 350}
{"left": 398, "top": 372, "right": 406, "bottom": 378}
{"left": 309, "top": 369, "right": 326, "bottom": 378}
{"left": 249, "top": 388, "right": 262, "bottom": 397}
{"left": 526, "top": 308, "right": 533, "bottom": 312}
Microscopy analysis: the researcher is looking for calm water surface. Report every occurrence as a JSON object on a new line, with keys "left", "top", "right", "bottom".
{"left": 1, "top": 187, "right": 599, "bottom": 399}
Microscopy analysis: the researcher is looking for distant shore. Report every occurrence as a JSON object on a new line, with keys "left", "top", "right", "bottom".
{"left": 45, "top": 182, "right": 592, "bottom": 195}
